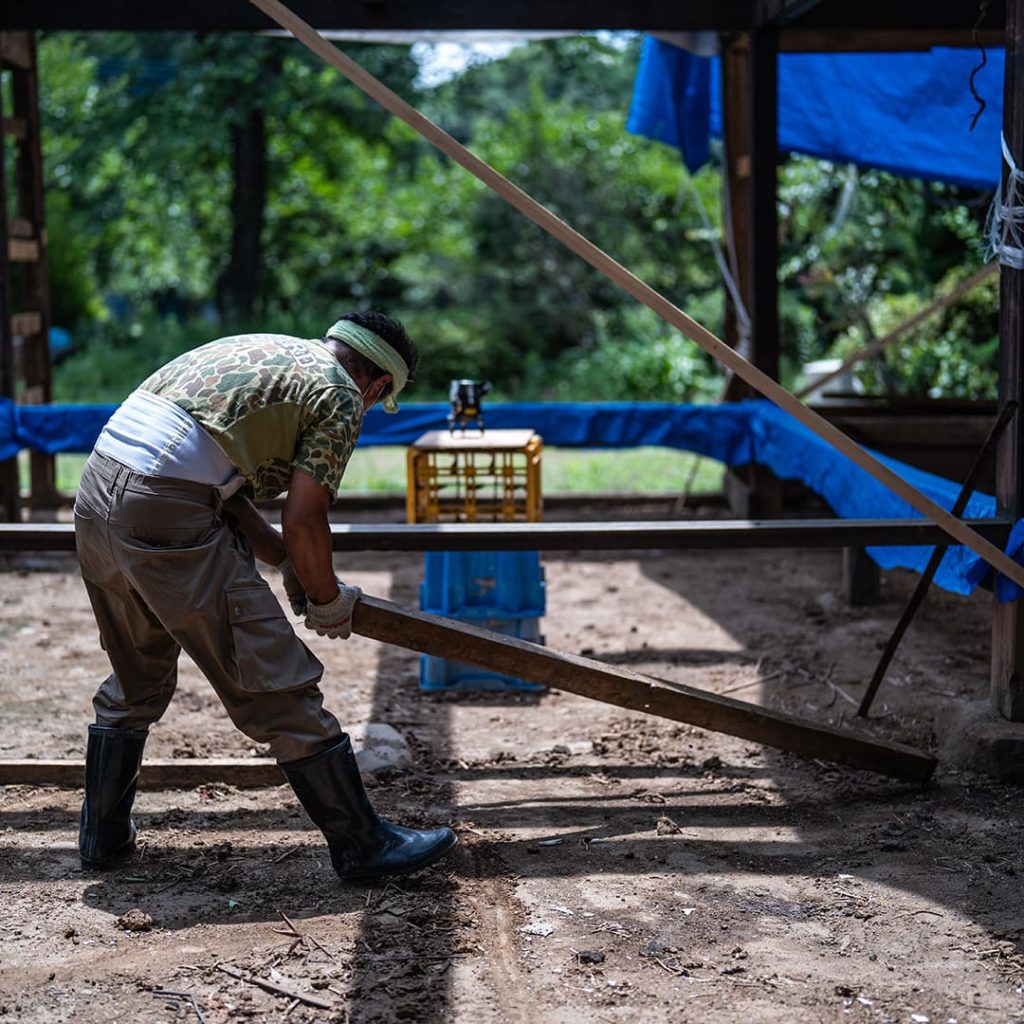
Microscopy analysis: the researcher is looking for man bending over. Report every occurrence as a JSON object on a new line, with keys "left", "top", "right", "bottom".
{"left": 74, "top": 311, "right": 457, "bottom": 883}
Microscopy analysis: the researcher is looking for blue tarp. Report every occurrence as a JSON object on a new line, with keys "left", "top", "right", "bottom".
{"left": 2, "top": 396, "right": 1021, "bottom": 598}
{"left": 627, "top": 37, "right": 1005, "bottom": 189}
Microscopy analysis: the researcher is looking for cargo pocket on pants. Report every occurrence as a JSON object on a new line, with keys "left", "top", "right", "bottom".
{"left": 226, "top": 584, "right": 323, "bottom": 692}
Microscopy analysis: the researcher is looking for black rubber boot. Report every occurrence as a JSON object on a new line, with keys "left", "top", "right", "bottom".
{"left": 79, "top": 724, "right": 148, "bottom": 870}
{"left": 280, "top": 737, "right": 459, "bottom": 883}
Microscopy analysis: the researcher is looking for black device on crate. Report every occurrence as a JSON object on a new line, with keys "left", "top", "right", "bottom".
{"left": 448, "top": 379, "right": 492, "bottom": 432}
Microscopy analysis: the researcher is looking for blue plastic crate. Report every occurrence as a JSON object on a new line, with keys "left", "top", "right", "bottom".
{"left": 419, "top": 615, "right": 546, "bottom": 693}
{"left": 420, "top": 550, "right": 545, "bottom": 619}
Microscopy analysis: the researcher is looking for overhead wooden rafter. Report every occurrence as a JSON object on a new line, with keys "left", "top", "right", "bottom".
{"left": 0, "top": 0, "right": 1006, "bottom": 32}
{"left": 754, "top": 0, "right": 827, "bottom": 26}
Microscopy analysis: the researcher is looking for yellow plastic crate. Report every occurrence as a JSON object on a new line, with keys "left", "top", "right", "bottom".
{"left": 406, "top": 429, "right": 542, "bottom": 524}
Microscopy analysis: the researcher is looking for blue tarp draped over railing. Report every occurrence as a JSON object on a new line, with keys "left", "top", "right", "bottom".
{"left": 2, "top": 396, "right": 1022, "bottom": 598}
{"left": 626, "top": 37, "right": 1005, "bottom": 189}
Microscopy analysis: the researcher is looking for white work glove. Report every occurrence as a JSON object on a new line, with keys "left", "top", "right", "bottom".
{"left": 276, "top": 558, "right": 308, "bottom": 616}
{"left": 305, "top": 583, "right": 363, "bottom": 639}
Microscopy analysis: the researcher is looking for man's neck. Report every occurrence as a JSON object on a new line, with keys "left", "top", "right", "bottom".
{"left": 327, "top": 340, "right": 372, "bottom": 393}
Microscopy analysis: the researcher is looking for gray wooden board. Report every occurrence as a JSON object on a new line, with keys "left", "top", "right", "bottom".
{"left": 0, "top": 758, "right": 283, "bottom": 788}
{"left": 0, "top": 517, "right": 1011, "bottom": 553}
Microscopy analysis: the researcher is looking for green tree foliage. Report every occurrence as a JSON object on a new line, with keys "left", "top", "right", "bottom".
{"left": 778, "top": 158, "right": 997, "bottom": 394}
{"left": 39, "top": 32, "right": 997, "bottom": 402}
{"left": 419, "top": 35, "right": 643, "bottom": 136}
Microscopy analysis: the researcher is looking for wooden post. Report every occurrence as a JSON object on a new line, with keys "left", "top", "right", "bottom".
{"left": 843, "top": 547, "right": 881, "bottom": 606}
{"left": 721, "top": 35, "right": 752, "bottom": 357}
{"left": 11, "top": 33, "right": 56, "bottom": 509}
{"left": 721, "top": 29, "right": 782, "bottom": 514}
{"left": 0, "top": 71, "right": 17, "bottom": 523}
{"left": 720, "top": 29, "right": 778, "bottom": 378}
{"left": 992, "top": 0, "right": 1024, "bottom": 720}
{"left": 749, "top": 25, "right": 780, "bottom": 385}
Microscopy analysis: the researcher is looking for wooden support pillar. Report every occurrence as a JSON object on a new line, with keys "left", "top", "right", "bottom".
{"left": 748, "top": 25, "right": 780, "bottom": 384}
{"left": 843, "top": 546, "right": 881, "bottom": 607}
{"left": 10, "top": 33, "right": 55, "bottom": 509}
{"left": 0, "top": 74, "right": 17, "bottom": 522}
{"left": 720, "top": 29, "right": 780, "bottom": 381}
{"left": 992, "top": 0, "right": 1024, "bottom": 720}
{"left": 721, "top": 28, "right": 782, "bottom": 514}
{"left": 725, "top": 463, "right": 783, "bottom": 518}
{"left": 721, "top": 35, "right": 752, "bottom": 357}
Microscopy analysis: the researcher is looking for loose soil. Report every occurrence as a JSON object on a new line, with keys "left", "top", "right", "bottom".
{"left": 2, "top": 536, "right": 1024, "bottom": 1023}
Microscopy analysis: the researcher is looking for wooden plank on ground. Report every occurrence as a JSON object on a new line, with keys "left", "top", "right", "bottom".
{"left": 0, "top": 518, "right": 1012, "bottom": 554}
{"left": 249, "top": 0, "right": 1024, "bottom": 593}
{"left": 353, "top": 596, "right": 936, "bottom": 781}
{"left": 0, "top": 758, "right": 283, "bottom": 789}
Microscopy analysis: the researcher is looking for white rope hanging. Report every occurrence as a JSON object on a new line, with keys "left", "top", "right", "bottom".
{"left": 678, "top": 171, "right": 753, "bottom": 358}
{"left": 986, "top": 132, "right": 1024, "bottom": 270}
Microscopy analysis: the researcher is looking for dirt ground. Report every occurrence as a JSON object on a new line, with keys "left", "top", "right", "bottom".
{"left": 3, "top": 533, "right": 1024, "bottom": 1023}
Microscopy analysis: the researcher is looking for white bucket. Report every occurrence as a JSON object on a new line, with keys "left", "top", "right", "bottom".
{"left": 800, "top": 358, "right": 862, "bottom": 403}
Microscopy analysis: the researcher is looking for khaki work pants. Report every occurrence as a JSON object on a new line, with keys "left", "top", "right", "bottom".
{"left": 74, "top": 452, "right": 343, "bottom": 762}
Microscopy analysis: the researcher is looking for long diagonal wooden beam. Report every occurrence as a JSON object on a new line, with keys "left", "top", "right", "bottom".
{"left": 249, "top": 0, "right": 1024, "bottom": 593}
{"left": 353, "top": 596, "right": 934, "bottom": 781}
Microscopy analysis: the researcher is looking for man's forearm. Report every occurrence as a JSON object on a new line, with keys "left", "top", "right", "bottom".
{"left": 223, "top": 493, "right": 288, "bottom": 565}
{"left": 283, "top": 511, "right": 340, "bottom": 606}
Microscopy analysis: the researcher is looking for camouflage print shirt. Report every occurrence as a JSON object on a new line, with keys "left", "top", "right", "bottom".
{"left": 140, "top": 334, "right": 363, "bottom": 502}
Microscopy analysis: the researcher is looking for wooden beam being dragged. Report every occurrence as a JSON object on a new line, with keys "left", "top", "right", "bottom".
{"left": 353, "top": 596, "right": 936, "bottom": 781}
{"left": 0, "top": 518, "right": 1012, "bottom": 554}
{"left": 1, "top": 597, "right": 936, "bottom": 786}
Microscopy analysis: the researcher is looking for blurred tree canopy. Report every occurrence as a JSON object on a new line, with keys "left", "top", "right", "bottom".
{"left": 38, "top": 32, "right": 998, "bottom": 403}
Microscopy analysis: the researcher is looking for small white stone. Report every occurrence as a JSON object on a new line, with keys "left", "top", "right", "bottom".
{"left": 519, "top": 921, "right": 554, "bottom": 937}
{"left": 350, "top": 722, "right": 412, "bottom": 773}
